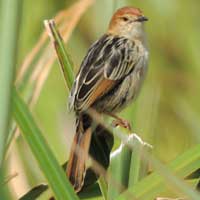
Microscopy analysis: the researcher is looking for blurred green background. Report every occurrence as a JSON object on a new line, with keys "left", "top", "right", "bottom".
{"left": 4, "top": 0, "right": 200, "bottom": 199}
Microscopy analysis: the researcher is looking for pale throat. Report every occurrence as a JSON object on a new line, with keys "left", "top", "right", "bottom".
{"left": 109, "top": 23, "right": 146, "bottom": 42}
{"left": 123, "top": 24, "right": 145, "bottom": 41}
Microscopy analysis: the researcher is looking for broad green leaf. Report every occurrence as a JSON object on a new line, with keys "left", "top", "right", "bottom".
{"left": 13, "top": 88, "right": 79, "bottom": 200}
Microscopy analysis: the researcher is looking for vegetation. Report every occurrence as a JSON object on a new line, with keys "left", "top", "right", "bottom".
{"left": 0, "top": 0, "right": 200, "bottom": 199}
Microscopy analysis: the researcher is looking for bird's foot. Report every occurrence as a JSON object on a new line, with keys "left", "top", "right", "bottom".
{"left": 112, "top": 118, "right": 132, "bottom": 131}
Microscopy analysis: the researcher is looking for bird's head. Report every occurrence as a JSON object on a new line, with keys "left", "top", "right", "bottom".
{"left": 108, "top": 7, "right": 148, "bottom": 40}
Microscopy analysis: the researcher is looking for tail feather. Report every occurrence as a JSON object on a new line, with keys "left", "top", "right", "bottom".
{"left": 67, "top": 114, "right": 92, "bottom": 192}
{"left": 67, "top": 113, "right": 114, "bottom": 192}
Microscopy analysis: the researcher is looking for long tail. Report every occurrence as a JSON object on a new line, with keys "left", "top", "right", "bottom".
{"left": 66, "top": 113, "right": 92, "bottom": 192}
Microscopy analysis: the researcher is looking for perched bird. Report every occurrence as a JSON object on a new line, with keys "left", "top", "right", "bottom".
{"left": 67, "top": 6, "right": 149, "bottom": 192}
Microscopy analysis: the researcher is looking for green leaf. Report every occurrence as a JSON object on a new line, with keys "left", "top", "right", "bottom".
{"left": 107, "top": 134, "right": 150, "bottom": 200}
{"left": 186, "top": 169, "right": 200, "bottom": 180}
{"left": 98, "top": 176, "right": 108, "bottom": 200}
{"left": 13, "top": 88, "right": 79, "bottom": 200}
{"left": 78, "top": 183, "right": 101, "bottom": 199}
{"left": 19, "top": 162, "right": 102, "bottom": 199}
{"left": 19, "top": 184, "right": 48, "bottom": 200}
{"left": 128, "top": 134, "right": 151, "bottom": 187}
{"left": 19, "top": 180, "right": 102, "bottom": 200}
{"left": 116, "top": 144, "right": 200, "bottom": 200}
{"left": 44, "top": 20, "right": 75, "bottom": 90}
{"left": 107, "top": 141, "right": 132, "bottom": 200}
{"left": 0, "top": 0, "right": 22, "bottom": 167}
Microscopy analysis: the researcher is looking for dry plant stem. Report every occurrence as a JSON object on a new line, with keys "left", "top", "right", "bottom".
{"left": 30, "top": 0, "right": 94, "bottom": 106}
{"left": 15, "top": 32, "right": 47, "bottom": 84}
{"left": 16, "top": 0, "right": 94, "bottom": 86}
{"left": 2, "top": 172, "right": 18, "bottom": 185}
{"left": 10, "top": 0, "right": 94, "bottom": 144}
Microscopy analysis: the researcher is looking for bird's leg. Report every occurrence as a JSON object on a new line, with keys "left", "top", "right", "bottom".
{"left": 104, "top": 112, "right": 132, "bottom": 131}
{"left": 112, "top": 117, "right": 132, "bottom": 131}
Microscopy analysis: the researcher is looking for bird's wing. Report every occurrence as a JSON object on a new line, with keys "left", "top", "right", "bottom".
{"left": 69, "top": 34, "right": 139, "bottom": 112}
{"left": 104, "top": 37, "right": 139, "bottom": 80}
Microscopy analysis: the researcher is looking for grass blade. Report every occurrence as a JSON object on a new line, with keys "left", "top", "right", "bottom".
{"left": 98, "top": 176, "right": 108, "bottom": 200}
{"left": 0, "top": 0, "right": 22, "bottom": 166}
{"left": 107, "top": 134, "right": 151, "bottom": 200}
{"left": 19, "top": 184, "right": 48, "bottom": 200}
{"left": 128, "top": 134, "right": 151, "bottom": 187}
{"left": 12, "top": 88, "right": 79, "bottom": 200}
{"left": 44, "top": 20, "right": 74, "bottom": 90}
{"left": 107, "top": 140, "right": 132, "bottom": 200}
{"left": 116, "top": 144, "right": 200, "bottom": 200}
{"left": 87, "top": 109, "right": 200, "bottom": 199}
{"left": 20, "top": 177, "right": 102, "bottom": 199}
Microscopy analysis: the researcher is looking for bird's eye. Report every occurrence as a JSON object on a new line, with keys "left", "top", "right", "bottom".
{"left": 122, "top": 17, "right": 129, "bottom": 22}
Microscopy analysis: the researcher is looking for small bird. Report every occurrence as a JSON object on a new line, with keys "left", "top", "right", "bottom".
{"left": 67, "top": 6, "right": 149, "bottom": 192}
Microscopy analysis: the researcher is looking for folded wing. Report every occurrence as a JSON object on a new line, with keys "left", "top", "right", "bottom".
{"left": 69, "top": 34, "right": 139, "bottom": 112}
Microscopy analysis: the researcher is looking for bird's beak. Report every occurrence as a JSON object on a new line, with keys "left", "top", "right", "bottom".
{"left": 136, "top": 16, "right": 148, "bottom": 22}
